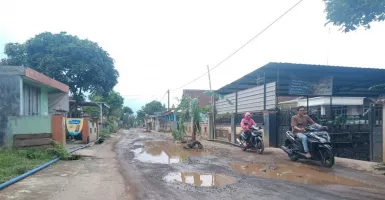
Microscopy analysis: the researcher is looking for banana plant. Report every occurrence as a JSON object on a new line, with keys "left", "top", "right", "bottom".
{"left": 175, "top": 95, "right": 203, "bottom": 141}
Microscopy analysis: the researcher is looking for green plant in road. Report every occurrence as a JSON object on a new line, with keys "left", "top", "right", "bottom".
{"left": 175, "top": 96, "right": 206, "bottom": 141}
{"left": 46, "top": 141, "right": 75, "bottom": 160}
{"left": 172, "top": 117, "right": 186, "bottom": 141}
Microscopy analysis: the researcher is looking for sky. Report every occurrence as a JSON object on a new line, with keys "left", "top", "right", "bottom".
{"left": 1, "top": 0, "right": 385, "bottom": 112}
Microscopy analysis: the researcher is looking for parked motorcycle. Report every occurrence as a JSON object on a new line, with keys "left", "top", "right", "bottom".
{"left": 281, "top": 124, "right": 335, "bottom": 167}
{"left": 236, "top": 123, "right": 264, "bottom": 154}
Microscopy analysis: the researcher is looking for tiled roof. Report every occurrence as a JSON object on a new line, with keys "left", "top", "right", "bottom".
{"left": 182, "top": 89, "right": 211, "bottom": 107}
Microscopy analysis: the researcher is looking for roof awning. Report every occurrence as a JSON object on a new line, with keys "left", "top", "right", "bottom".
{"left": 216, "top": 62, "right": 385, "bottom": 97}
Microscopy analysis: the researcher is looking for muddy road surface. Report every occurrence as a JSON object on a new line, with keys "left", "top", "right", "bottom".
{"left": 116, "top": 129, "right": 385, "bottom": 200}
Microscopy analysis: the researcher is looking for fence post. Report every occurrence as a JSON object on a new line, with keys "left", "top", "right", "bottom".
{"left": 383, "top": 104, "right": 385, "bottom": 162}
{"left": 231, "top": 114, "right": 236, "bottom": 143}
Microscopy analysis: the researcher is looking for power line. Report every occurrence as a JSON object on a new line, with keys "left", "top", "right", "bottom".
{"left": 160, "top": 91, "right": 167, "bottom": 102}
{"left": 170, "top": 0, "right": 304, "bottom": 92}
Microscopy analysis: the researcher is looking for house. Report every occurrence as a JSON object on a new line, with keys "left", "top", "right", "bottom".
{"left": 279, "top": 96, "right": 374, "bottom": 117}
{"left": 0, "top": 66, "right": 69, "bottom": 148}
{"left": 159, "top": 105, "right": 178, "bottom": 132}
{"left": 182, "top": 89, "right": 212, "bottom": 108}
{"left": 144, "top": 114, "right": 156, "bottom": 131}
{"left": 214, "top": 62, "right": 385, "bottom": 162}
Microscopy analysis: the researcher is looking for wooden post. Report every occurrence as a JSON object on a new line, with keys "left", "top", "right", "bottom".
{"left": 207, "top": 65, "right": 215, "bottom": 140}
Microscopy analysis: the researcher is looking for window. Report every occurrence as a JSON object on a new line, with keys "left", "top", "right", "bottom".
{"left": 23, "top": 83, "right": 41, "bottom": 116}
{"left": 332, "top": 106, "right": 347, "bottom": 117}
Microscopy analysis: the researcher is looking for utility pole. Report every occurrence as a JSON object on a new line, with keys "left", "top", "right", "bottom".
{"left": 167, "top": 89, "right": 170, "bottom": 110}
{"left": 207, "top": 65, "right": 212, "bottom": 90}
{"left": 207, "top": 65, "right": 215, "bottom": 140}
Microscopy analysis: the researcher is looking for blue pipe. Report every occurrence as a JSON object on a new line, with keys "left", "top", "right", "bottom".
{"left": 0, "top": 137, "right": 101, "bottom": 191}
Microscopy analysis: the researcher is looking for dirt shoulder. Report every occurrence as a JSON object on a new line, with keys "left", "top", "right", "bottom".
{"left": 0, "top": 132, "right": 132, "bottom": 200}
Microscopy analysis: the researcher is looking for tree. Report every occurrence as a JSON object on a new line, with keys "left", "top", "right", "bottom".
{"left": 3, "top": 32, "right": 119, "bottom": 101}
{"left": 324, "top": 0, "right": 385, "bottom": 32}
{"left": 122, "top": 106, "right": 133, "bottom": 115}
{"left": 121, "top": 106, "right": 134, "bottom": 128}
{"left": 83, "top": 91, "right": 124, "bottom": 121}
{"left": 135, "top": 100, "right": 166, "bottom": 124}
{"left": 141, "top": 100, "right": 167, "bottom": 115}
{"left": 136, "top": 109, "right": 146, "bottom": 124}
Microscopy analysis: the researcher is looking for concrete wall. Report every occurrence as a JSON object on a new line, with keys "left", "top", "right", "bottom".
{"left": 0, "top": 75, "right": 22, "bottom": 148}
{"left": 185, "top": 122, "right": 210, "bottom": 140}
{"left": 89, "top": 120, "right": 98, "bottom": 142}
{"left": 9, "top": 116, "right": 52, "bottom": 134}
{"left": 215, "top": 125, "right": 231, "bottom": 142}
{"left": 48, "top": 93, "right": 69, "bottom": 114}
{"left": 8, "top": 116, "right": 52, "bottom": 147}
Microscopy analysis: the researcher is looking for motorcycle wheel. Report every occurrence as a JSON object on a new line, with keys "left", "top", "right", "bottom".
{"left": 287, "top": 144, "right": 299, "bottom": 161}
{"left": 320, "top": 148, "right": 335, "bottom": 168}
{"left": 257, "top": 141, "right": 264, "bottom": 154}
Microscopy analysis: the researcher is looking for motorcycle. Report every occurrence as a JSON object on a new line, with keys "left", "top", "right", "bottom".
{"left": 236, "top": 123, "right": 264, "bottom": 154}
{"left": 281, "top": 124, "right": 335, "bottom": 168}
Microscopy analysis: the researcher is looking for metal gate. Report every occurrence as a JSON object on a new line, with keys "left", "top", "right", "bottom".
{"left": 276, "top": 106, "right": 383, "bottom": 162}
{"left": 370, "top": 105, "right": 383, "bottom": 162}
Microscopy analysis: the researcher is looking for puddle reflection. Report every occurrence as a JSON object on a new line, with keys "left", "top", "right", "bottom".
{"left": 133, "top": 141, "right": 206, "bottom": 164}
{"left": 165, "top": 172, "right": 236, "bottom": 187}
{"left": 230, "top": 162, "right": 368, "bottom": 187}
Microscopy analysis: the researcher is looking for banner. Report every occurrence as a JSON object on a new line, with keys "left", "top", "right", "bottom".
{"left": 289, "top": 75, "right": 333, "bottom": 96}
{"left": 66, "top": 118, "right": 84, "bottom": 136}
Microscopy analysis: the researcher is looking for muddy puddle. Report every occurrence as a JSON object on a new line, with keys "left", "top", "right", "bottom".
{"left": 164, "top": 172, "right": 236, "bottom": 187}
{"left": 230, "top": 162, "right": 369, "bottom": 187}
{"left": 133, "top": 141, "right": 207, "bottom": 164}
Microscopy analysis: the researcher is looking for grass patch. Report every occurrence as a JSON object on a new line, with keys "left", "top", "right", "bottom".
{"left": 0, "top": 141, "right": 79, "bottom": 183}
{"left": 0, "top": 148, "right": 53, "bottom": 183}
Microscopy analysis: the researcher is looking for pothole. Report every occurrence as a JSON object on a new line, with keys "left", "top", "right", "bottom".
{"left": 164, "top": 172, "right": 236, "bottom": 187}
{"left": 132, "top": 140, "right": 207, "bottom": 164}
{"left": 230, "top": 162, "right": 369, "bottom": 187}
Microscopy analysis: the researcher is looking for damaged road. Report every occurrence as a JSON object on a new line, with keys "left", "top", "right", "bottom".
{"left": 117, "top": 129, "right": 385, "bottom": 200}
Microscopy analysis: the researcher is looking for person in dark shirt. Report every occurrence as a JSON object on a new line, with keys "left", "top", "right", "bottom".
{"left": 291, "top": 106, "right": 322, "bottom": 158}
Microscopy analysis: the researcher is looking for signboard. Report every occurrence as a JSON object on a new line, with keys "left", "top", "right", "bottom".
{"left": 289, "top": 75, "right": 333, "bottom": 96}
{"left": 66, "top": 118, "right": 84, "bottom": 136}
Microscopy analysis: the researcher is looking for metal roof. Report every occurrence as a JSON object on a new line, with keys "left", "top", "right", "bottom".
{"left": 216, "top": 62, "right": 385, "bottom": 97}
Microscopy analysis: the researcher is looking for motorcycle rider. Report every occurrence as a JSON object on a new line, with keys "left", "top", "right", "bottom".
{"left": 291, "top": 106, "right": 323, "bottom": 158}
{"left": 240, "top": 112, "right": 256, "bottom": 147}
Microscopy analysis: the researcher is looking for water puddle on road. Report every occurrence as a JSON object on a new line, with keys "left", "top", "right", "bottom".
{"left": 230, "top": 162, "right": 369, "bottom": 187}
{"left": 133, "top": 141, "right": 206, "bottom": 164}
{"left": 164, "top": 172, "right": 236, "bottom": 187}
